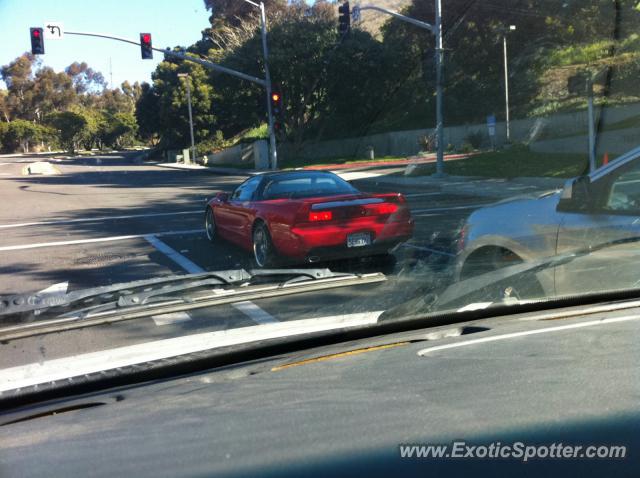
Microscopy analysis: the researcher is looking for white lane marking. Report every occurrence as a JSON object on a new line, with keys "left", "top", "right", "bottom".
{"left": 0, "top": 310, "right": 383, "bottom": 393}
{"left": 413, "top": 213, "right": 452, "bottom": 218}
{"left": 0, "top": 210, "right": 201, "bottom": 230}
{"left": 143, "top": 235, "right": 205, "bottom": 274}
{"left": 0, "top": 229, "right": 202, "bottom": 252}
{"left": 405, "top": 192, "right": 444, "bottom": 198}
{"left": 143, "top": 233, "right": 275, "bottom": 325}
{"left": 36, "top": 282, "right": 69, "bottom": 296}
{"left": 417, "top": 314, "right": 640, "bottom": 356}
{"left": 151, "top": 312, "right": 192, "bottom": 326}
{"left": 232, "top": 301, "right": 279, "bottom": 324}
{"left": 412, "top": 203, "right": 492, "bottom": 214}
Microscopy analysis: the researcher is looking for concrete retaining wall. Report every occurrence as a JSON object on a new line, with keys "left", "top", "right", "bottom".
{"left": 278, "top": 102, "right": 640, "bottom": 161}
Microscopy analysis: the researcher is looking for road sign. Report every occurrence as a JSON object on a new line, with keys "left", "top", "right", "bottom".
{"left": 44, "top": 22, "right": 64, "bottom": 40}
{"left": 487, "top": 115, "right": 497, "bottom": 137}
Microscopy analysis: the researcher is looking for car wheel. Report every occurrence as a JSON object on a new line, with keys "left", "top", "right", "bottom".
{"left": 252, "top": 222, "right": 277, "bottom": 268}
{"left": 460, "top": 247, "right": 544, "bottom": 300}
{"left": 205, "top": 207, "right": 217, "bottom": 243}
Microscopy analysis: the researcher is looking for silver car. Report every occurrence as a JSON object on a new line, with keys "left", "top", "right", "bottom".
{"left": 456, "top": 145, "right": 640, "bottom": 298}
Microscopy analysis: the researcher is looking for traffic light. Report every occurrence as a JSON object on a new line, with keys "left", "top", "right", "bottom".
{"left": 30, "top": 27, "right": 44, "bottom": 55}
{"left": 140, "top": 33, "right": 153, "bottom": 59}
{"left": 338, "top": 2, "right": 350, "bottom": 35}
{"left": 270, "top": 89, "right": 283, "bottom": 132}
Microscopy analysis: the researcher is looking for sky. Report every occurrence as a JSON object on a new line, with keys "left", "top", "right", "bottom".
{"left": 0, "top": 0, "right": 210, "bottom": 89}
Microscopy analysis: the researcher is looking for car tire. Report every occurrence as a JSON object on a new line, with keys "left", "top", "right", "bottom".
{"left": 460, "top": 247, "right": 544, "bottom": 300}
{"left": 205, "top": 207, "right": 217, "bottom": 244}
{"left": 252, "top": 222, "right": 277, "bottom": 268}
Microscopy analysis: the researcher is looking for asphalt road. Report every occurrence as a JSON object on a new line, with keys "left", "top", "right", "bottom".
{"left": 0, "top": 151, "right": 499, "bottom": 368}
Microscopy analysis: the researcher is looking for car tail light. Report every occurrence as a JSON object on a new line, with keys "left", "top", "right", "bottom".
{"left": 364, "top": 202, "right": 398, "bottom": 215}
{"left": 309, "top": 211, "right": 333, "bottom": 222}
{"left": 376, "top": 203, "right": 398, "bottom": 215}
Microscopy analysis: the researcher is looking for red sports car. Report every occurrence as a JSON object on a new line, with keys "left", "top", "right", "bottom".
{"left": 204, "top": 170, "right": 414, "bottom": 267}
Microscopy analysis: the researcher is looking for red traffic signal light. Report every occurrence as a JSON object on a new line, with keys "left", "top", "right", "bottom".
{"left": 30, "top": 27, "right": 44, "bottom": 55}
{"left": 271, "top": 93, "right": 281, "bottom": 102}
{"left": 140, "top": 33, "right": 153, "bottom": 59}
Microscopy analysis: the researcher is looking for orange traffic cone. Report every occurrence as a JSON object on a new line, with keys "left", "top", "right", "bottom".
{"left": 603, "top": 152, "right": 609, "bottom": 165}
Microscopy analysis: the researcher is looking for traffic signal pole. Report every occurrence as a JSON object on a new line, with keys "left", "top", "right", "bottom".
{"left": 354, "top": 2, "right": 445, "bottom": 176}
{"left": 62, "top": 31, "right": 267, "bottom": 86}
{"left": 258, "top": 2, "right": 278, "bottom": 170}
{"left": 58, "top": 29, "right": 277, "bottom": 168}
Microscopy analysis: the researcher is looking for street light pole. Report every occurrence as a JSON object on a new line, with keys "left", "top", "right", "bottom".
{"left": 178, "top": 73, "right": 196, "bottom": 165}
{"left": 502, "top": 25, "right": 516, "bottom": 143}
{"left": 434, "top": 0, "right": 445, "bottom": 176}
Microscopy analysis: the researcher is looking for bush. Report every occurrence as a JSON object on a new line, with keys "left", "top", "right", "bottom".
{"left": 418, "top": 133, "right": 436, "bottom": 153}
{"left": 465, "top": 130, "right": 484, "bottom": 149}
{"left": 508, "top": 142, "right": 530, "bottom": 153}
{"left": 460, "top": 142, "right": 474, "bottom": 154}
{"left": 195, "top": 131, "right": 225, "bottom": 157}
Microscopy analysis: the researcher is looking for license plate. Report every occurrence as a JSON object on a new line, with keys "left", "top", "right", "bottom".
{"left": 347, "top": 232, "right": 371, "bottom": 248}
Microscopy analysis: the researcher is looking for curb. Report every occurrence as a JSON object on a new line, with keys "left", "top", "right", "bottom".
{"left": 355, "top": 174, "right": 565, "bottom": 199}
{"left": 152, "top": 162, "right": 257, "bottom": 176}
{"left": 21, "top": 161, "right": 62, "bottom": 176}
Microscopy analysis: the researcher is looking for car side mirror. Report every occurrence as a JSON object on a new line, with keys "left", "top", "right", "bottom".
{"left": 216, "top": 192, "right": 229, "bottom": 203}
{"left": 557, "top": 176, "right": 593, "bottom": 212}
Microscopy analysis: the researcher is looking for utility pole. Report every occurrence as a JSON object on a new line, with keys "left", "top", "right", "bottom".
{"left": 178, "top": 73, "right": 196, "bottom": 165}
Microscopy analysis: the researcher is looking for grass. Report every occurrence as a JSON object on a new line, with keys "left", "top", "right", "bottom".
{"left": 412, "top": 150, "right": 592, "bottom": 179}
{"left": 545, "top": 35, "right": 640, "bottom": 67}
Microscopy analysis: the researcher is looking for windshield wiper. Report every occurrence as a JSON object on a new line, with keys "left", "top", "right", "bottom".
{"left": 0, "top": 268, "right": 386, "bottom": 341}
{"left": 0, "top": 268, "right": 356, "bottom": 319}
{"left": 0, "top": 270, "right": 252, "bottom": 318}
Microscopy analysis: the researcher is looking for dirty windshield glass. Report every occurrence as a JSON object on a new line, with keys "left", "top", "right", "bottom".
{"left": 1, "top": 0, "right": 640, "bottom": 370}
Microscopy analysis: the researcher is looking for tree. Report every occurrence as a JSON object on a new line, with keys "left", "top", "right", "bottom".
{"left": 0, "top": 119, "right": 52, "bottom": 153}
{"left": 31, "top": 67, "right": 77, "bottom": 121}
{"left": 98, "top": 112, "right": 138, "bottom": 149}
{"left": 143, "top": 57, "right": 216, "bottom": 148}
{"left": 45, "top": 111, "right": 87, "bottom": 153}
{"left": 0, "top": 53, "right": 37, "bottom": 121}
{"left": 65, "top": 62, "right": 107, "bottom": 94}
{"left": 95, "top": 87, "right": 136, "bottom": 114}
{"left": 135, "top": 82, "right": 161, "bottom": 144}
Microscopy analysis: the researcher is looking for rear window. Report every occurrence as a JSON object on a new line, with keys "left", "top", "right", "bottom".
{"left": 262, "top": 174, "right": 358, "bottom": 199}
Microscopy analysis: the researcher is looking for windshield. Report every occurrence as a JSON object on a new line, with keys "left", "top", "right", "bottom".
{"left": 262, "top": 172, "right": 358, "bottom": 199}
{"left": 1, "top": 1, "right": 640, "bottom": 382}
